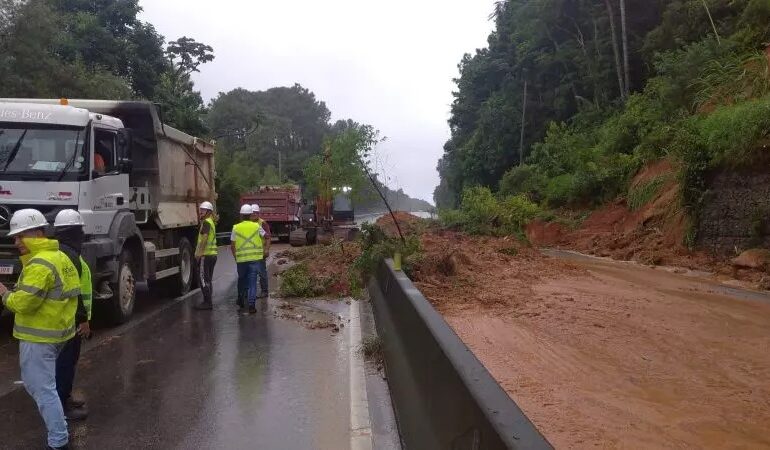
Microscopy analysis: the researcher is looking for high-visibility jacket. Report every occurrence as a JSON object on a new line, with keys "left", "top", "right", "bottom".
{"left": 199, "top": 217, "right": 218, "bottom": 256}
{"left": 232, "top": 220, "right": 263, "bottom": 263}
{"left": 80, "top": 257, "right": 93, "bottom": 321}
{"left": 2, "top": 238, "right": 80, "bottom": 344}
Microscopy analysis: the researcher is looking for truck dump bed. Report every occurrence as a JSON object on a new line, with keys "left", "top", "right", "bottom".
{"left": 241, "top": 186, "right": 301, "bottom": 237}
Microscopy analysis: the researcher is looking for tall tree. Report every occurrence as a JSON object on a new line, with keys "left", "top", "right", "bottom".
{"left": 155, "top": 36, "right": 215, "bottom": 135}
{"left": 619, "top": 0, "right": 630, "bottom": 96}
{"left": 207, "top": 85, "right": 332, "bottom": 182}
{"left": 605, "top": 0, "right": 626, "bottom": 98}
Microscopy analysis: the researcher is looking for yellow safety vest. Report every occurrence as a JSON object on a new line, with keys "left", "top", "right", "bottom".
{"left": 232, "top": 220, "right": 263, "bottom": 263}
{"left": 199, "top": 217, "right": 218, "bottom": 256}
{"left": 80, "top": 257, "right": 93, "bottom": 321}
{"left": 2, "top": 238, "right": 80, "bottom": 344}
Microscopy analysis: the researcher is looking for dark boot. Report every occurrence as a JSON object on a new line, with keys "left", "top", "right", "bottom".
{"left": 68, "top": 391, "right": 86, "bottom": 408}
{"left": 248, "top": 305, "right": 257, "bottom": 314}
{"left": 64, "top": 405, "right": 88, "bottom": 421}
{"left": 66, "top": 397, "right": 86, "bottom": 409}
{"left": 194, "top": 302, "right": 213, "bottom": 310}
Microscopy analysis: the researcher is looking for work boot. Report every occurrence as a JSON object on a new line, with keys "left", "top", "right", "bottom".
{"left": 63, "top": 405, "right": 88, "bottom": 421}
{"left": 194, "top": 302, "right": 213, "bottom": 311}
{"left": 66, "top": 396, "right": 86, "bottom": 409}
{"left": 248, "top": 305, "right": 257, "bottom": 314}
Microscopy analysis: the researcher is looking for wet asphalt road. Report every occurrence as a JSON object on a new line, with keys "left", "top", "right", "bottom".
{"left": 0, "top": 247, "right": 395, "bottom": 450}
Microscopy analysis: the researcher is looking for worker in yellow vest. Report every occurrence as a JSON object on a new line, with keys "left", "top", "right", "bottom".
{"left": 195, "top": 201, "right": 218, "bottom": 310}
{"left": 0, "top": 209, "right": 81, "bottom": 450}
{"left": 231, "top": 204, "right": 267, "bottom": 314}
{"left": 250, "top": 204, "right": 271, "bottom": 298}
{"left": 53, "top": 209, "right": 92, "bottom": 422}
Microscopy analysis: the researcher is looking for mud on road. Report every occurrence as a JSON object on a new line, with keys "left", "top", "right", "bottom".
{"left": 411, "top": 232, "right": 770, "bottom": 449}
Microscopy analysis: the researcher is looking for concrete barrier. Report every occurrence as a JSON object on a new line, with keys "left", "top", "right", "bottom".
{"left": 368, "top": 260, "right": 552, "bottom": 450}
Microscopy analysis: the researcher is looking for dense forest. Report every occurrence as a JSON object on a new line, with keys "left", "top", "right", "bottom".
{"left": 435, "top": 0, "right": 770, "bottom": 215}
{"left": 0, "top": 0, "right": 429, "bottom": 226}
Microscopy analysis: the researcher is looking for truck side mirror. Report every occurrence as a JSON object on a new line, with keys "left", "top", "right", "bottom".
{"left": 117, "top": 128, "right": 133, "bottom": 173}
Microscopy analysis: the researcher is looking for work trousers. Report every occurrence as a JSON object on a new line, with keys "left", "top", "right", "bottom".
{"left": 256, "top": 258, "right": 268, "bottom": 298}
{"left": 237, "top": 261, "right": 258, "bottom": 307}
{"left": 199, "top": 255, "right": 217, "bottom": 305}
{"left": 20, "top": 341, "right": 68, "bottom": 448}
{"left": 56, "top": 334, "right": 82, "bottom": 406}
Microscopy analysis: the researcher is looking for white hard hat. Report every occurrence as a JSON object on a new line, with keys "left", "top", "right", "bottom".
{"left": 54, "top": 209, "right": 84, "bottom": 227}
{"left": 8, "top": 209, "right": 48, "bottom": 237}
{"left": 251, "top": 204, "right": 260, "bottom": 213}
{"left": 199, "top": 201, "right": 214, "bottom": 211}
{"left": 240, "top": 204, "right": 253, "bottom": 215}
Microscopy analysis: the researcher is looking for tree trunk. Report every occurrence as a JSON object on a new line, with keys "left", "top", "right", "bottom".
{"left": 604, "top": 0, "right": 625, "bottom": 99}
{"left": 519, "top": 78, "right": 528, "bottom": 166}
{"left": 701, "top": 0, "right": 721, "bottom": 45}
{"left": 619, "top": 0, "right": 630, "bottom": 96}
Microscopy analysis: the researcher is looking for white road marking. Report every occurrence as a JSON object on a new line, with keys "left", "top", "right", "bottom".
{"left": 349, "top": 299, "right": 373, "bottom": 450}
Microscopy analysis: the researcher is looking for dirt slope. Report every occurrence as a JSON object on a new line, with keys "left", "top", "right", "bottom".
{"left": 526, "top": 159, "right": 770, "bottom": 287}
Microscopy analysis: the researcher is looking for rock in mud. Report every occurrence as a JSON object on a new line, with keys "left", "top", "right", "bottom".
{"left": 732, "top": 248, "right": 770, "bottom": 269}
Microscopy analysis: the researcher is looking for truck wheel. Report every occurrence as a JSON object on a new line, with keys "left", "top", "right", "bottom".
{"left": 108, "top": 250, "right": 136, "bottom": 325}
{"left": 170, "top": 237, "right": 194, "bottom": 296}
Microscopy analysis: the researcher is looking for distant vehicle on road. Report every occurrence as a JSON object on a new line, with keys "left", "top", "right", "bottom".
{"left": 240, "top": 185, "right": 302, "bottom": 241}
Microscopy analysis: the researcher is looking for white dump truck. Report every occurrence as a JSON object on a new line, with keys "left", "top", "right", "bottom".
{"left": 0, "top": 99, "right": 216, "bottom": 323}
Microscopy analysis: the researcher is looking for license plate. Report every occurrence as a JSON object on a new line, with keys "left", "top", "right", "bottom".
{"left": 0, "top": 266, "right": 13, "bottom": 275}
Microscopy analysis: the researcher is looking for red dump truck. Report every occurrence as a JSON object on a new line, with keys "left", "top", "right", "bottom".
{"left": 240, "top": 185, "right": 302, "bottom": 241}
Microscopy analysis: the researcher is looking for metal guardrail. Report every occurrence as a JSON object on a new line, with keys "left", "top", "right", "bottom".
{"left": 368, "top": 259, "right": 552, "bottom": 450}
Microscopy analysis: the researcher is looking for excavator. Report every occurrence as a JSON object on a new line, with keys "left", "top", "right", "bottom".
{"left": 289, "top": 144, "right": 359, "bottom": 246}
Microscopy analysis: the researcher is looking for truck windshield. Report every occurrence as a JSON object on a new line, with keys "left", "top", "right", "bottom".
{"left": 0, "top": 124, "right": 87, "bottom": 179}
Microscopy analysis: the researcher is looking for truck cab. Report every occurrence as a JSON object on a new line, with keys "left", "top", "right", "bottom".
{"left": 0, "top": 99, "right": 216, "bottom": 324}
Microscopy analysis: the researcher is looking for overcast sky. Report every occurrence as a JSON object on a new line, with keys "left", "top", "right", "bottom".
{"left": 140, "top": 0, "right": 496, "bottom": 204}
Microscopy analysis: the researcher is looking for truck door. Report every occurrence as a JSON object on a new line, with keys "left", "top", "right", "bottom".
{"left": 79, "top": 127, "right": 129, "bottom": 236}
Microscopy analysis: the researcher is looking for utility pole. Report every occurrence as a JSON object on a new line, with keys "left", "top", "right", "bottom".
{"left": 278, "top": 151, "right": 282, "bottom": 182}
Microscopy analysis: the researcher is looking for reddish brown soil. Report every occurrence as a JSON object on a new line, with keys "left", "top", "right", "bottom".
{"left": 375, "top": 211, "right": 425, "bottom": 237}
{"left": 410, "top": 234, "right": 770, "bottom": 448}
{"left": 526, "top": 159, "right": 770, "bottom": 287}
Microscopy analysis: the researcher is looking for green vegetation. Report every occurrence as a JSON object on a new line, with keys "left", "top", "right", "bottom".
{"left": 0, "top": 0, "right": 211, "bottom": 135}
{"left": 439, "top": 186, "right": 540, "bottom": 238}
{"left": 278, "top": 263, "right": 333, "bottom": 298}
{"left": 349, "top": 223, "right": 422, "bottom": 293}
{"left": 302, "top": 122, "right": 381, "bottom": 201}
{"left": 435, "top": 0, "right": 770, "bottom": 231}
{"left": 627, "top": 176, "right": 668, "bottom": 211}
{"left": 359, "top": 335, "right": 384, "bottom": 365}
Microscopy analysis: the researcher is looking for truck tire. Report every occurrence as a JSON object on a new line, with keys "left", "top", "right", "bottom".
{"left": 169, "top": 237, "right": 194, "bottom": 297}
{"left": 108, "top": 250, "right": 136, "bottom": 325}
